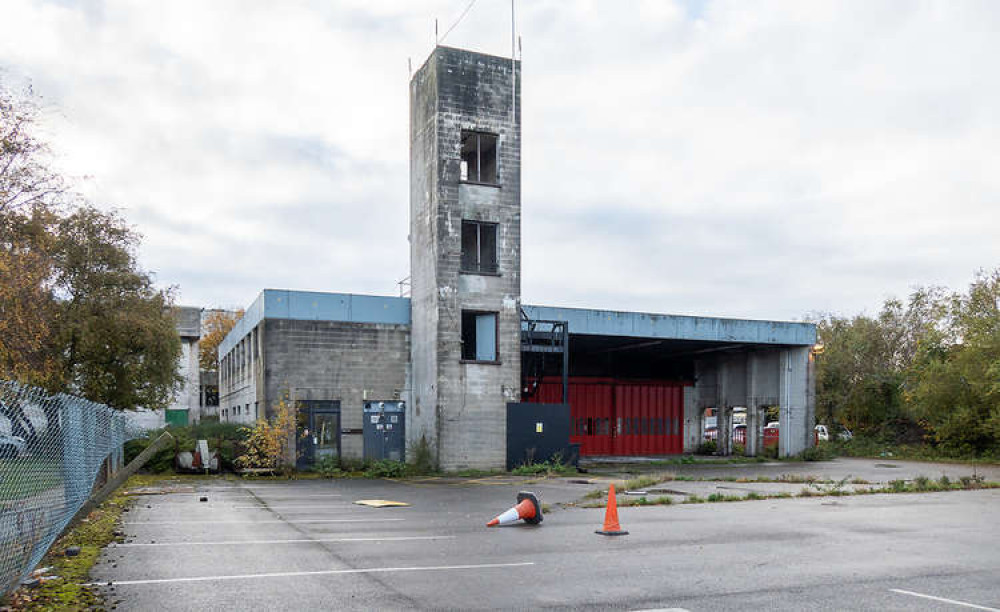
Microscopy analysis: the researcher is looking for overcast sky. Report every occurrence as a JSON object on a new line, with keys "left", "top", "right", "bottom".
{"left": 2, "top": 0, "right": 998, "bottom": 321}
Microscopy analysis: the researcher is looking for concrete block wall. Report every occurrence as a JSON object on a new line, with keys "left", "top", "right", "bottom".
{"left": 262, "top": 319, "right": 410, "bottom": 460}
{"left": 410, "top": 46, "right": 522, "bottom": 470}
{"left": 409, "top": 46, "right": 441, "bottom": 459}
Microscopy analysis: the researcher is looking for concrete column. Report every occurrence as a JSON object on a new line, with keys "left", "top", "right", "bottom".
{"left": 779, "top": 347, "right": 811, "bottom": 457}
{"left": 683, "top": 385, "right": 699, "bottom": 453}
{"left": 721, "top": 406, "right": 733, "bottom": 455}
{"left": 745, "top": 352, "right": 757, "bottom": 456}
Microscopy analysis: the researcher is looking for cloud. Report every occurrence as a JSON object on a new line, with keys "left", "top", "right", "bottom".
{"left": 2, "top": 0, "right": 999, "bottom": 320}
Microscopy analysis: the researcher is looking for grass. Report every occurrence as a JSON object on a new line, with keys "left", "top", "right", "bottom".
{"left": 0, "top": 459, "right": 64, "bottom": 501}
{"left": 825, "top": 437, "right": 1000, "bottom": 465}
{"left": 580, "top": 473, "right": 675, "bottom": 501}
{"left": 510, "top": 459, "right": 576, "bottom": 477}
{"left": 622, "top": 473, "right": 672, "bottom": 491}
{"left": 577, "top": 471, "right": 999, "bottom": 508}
{"left": 2, "top": 473, "right": 172, "bottom": 611}
{"left": 617, "top": 495, "right": 673, "bottom": 507}
{"left": 705, "top": 492, "right": 744, "bottom": 503}
{"left": 636, "top": 455, "right": 770, "bottom": 467}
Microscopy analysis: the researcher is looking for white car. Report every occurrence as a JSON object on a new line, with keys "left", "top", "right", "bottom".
{"left": 815, "top": 424, "right": 830, "bottom": 441}
{"left": 0, "top": 433, "right": 27, "bottom": 458}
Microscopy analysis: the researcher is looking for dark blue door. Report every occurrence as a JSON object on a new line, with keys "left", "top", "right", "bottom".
{"left": 296, "top": 401, "right": 340, "bottom": 469}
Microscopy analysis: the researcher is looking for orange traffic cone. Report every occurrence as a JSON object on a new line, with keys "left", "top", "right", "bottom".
{"left": 596, "top": 483, "right": 628, "bottom": 536}
{"left": 487, "top": 491, "right": 543, "bottom": 527}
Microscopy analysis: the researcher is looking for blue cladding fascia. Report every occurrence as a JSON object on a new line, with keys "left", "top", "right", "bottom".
{"left": 521, "top": 304, "right": 817, "bottom": 346}
{"left": 218, "top": 290, "right": 411, "bottom": 359}
{"left": 219, "top": 290, "right": 817, "bottom": 360}
{"left": 218, "top": 292, "right": 265, "bottom": 358}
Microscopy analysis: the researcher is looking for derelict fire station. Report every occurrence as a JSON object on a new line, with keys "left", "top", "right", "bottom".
{"left": 218, "top": 46, "right": 817, "bottom": 471}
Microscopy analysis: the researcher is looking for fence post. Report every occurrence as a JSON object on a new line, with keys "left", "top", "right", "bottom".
{"left": 63, "top": 431, "right": 174, "bottom": 535}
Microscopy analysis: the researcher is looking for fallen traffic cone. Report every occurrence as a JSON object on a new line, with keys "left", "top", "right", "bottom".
{"left": 487, "top": 491, "right": 543, "bottom": 527}
{"left": 595, "top": 483, "right": 628, "bottom": 536}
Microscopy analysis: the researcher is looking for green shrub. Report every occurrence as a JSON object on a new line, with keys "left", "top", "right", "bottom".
{"left": 511, "top": 451, "right": 575, "bottom": 476}
{"left": 889, "top": 479, "right": 908, "bottom": 492}
{"left": 314, "top": 455, "right": 342, "bottom": 477}
{"left": 125, "top": 423, "right": 249, "bottom": 474}
{"left": 762, "top": 445, "right": 779, "bottom": 459}
{"left": 695, "top": 440, "right": 717, "bottom": 455}
{"left": 798, "top": 446, "right": 834, "bottom": 462}
{"left": 123, "top": 436, "right": 175, "bottom": 473}
{"left": 511, "top": 462, "right": 550, "bottom": 475}
{"left": 938, "top": 475, "right": 951, "bottom": 488}
{"left": 340, "top": 458, "right": 366, "bottom": 473}
{"left": 913, "top": 475, "right": 931, "bottom": 491}
{"left": 364, "top": 459, "right": 408, "bottom": 479}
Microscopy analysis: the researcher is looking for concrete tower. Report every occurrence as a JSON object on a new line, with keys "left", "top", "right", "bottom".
{"left": 409, "top": 46, "right": 521, "bottom": 470}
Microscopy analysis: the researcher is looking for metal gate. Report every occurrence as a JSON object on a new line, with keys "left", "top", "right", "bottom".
{"left": 363, "top": 401, "right": 406, "bottom": 462}
{"left": 527, "top": 377, "right": 688, "bottom": 456}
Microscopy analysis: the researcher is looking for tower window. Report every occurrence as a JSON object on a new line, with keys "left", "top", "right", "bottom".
{"left": 461, "top": 220, "right": 498, "bottom": 274}
{"left": 461, "top": 311, "right": 499, "bottom": 362}
{"left": 460, "top": 131, "right": 498, "bottom": 184}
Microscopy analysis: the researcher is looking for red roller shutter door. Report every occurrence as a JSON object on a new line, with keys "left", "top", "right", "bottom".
{"left": 526, "top": 377, "right": 688, "bottom": 456}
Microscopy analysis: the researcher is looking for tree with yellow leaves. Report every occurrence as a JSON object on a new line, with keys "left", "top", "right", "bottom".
{"left": 235, "top": 395, "right": 297, "bottom": 473}
{"left": 199, "top": 309, "right": 243, "bottom": 371}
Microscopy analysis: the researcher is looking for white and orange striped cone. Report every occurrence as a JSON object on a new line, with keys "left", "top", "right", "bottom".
{"left": 487, "top": 491, "right": 543, "bottom": 527}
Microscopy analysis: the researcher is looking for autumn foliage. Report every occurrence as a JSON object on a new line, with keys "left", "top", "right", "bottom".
{"left": 235, "top": 396, "right": 297, "bottom": 472}
{"left": 1, "top": 83, "right": 181, "bottom": 408}
{"left": 199, "top": 309, "right": 243, "bottom": 371}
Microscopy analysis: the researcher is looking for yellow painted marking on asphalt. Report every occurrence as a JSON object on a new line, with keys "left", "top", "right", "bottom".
{"left": 354, "top": 499, "right": 410, "bottom": 507}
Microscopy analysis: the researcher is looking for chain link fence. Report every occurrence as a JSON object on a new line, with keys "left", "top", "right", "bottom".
{"left": 0, "top": 380, "right": 143, "bottom": 595}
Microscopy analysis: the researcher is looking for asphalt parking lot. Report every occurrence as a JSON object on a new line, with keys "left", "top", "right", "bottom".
{"left": 91, "top": 459, "right": 1000, "bottom": 611}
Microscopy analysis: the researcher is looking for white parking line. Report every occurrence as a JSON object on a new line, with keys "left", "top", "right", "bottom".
{"left": 115, "top": 535, "right": 454, "bottom": 547}
{"left": 229, "top": 505, "right": 357, "bottom": 510}
{"left": 86, "top": 561, "right": 535, "bottom": 586}
{"left": 123, "top": 518, "right": 404, "bottom": 525}
{"left": 137, "top": 494, "right": 344, "bottom": 499}
{"left": 238, "top": 494, "right": 344, "bottom": 498}
{"left": 890, "top": 589, "right": 1000, "bottom": 611}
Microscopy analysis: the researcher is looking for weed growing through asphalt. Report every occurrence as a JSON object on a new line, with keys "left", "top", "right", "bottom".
{"left": 622, "top": 473, "right": 672, "bottom": 491}
{"left": 706, "top": 493, "right": 744, "bottom": 502}
{"left": 806, "top": 476, "right": 851, "bottom": 496}
{"left": 618, "top": 495, "right": 673, "bottom": 507}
